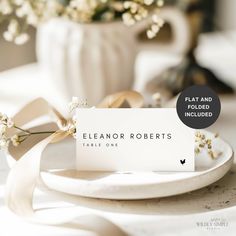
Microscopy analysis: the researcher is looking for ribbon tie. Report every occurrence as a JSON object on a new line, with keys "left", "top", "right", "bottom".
{"left": 5, "top": 91, "right": 144, "bottom": 236}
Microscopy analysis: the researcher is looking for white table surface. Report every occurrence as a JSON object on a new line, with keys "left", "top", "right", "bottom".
{"left": 0, "top": 32, "right": 236, "bottom": 235}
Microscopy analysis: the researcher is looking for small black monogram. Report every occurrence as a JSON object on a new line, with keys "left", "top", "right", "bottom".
{"left": 180, "top": 159, "right": 186, "bottom": 165}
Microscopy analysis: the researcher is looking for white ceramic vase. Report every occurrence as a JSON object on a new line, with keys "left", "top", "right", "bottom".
{"left": 36, "top": 7, "right": 190, "bottom": 105}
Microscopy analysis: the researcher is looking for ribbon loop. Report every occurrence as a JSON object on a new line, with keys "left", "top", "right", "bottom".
{"left": 5, "top": 91, "right": 144, "bottom": 235}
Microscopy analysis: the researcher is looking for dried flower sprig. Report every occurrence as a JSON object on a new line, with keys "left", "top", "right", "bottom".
{"left": 146, "top": 14, "right": 164, "bottom": 39}
{"left": 69, "top": 97, "right": 88, "bottom": 112}
{"left": 152, "top": 92, "right": 162, "bottom": 107}
{"left": 0, "top": 0, "right": 165, "bottom": 44}
{"left": 0, "top": 112, "right": 56, "bottom": 149}
{"left": 195, "top": 131, "right": 222, "bottom": 159}
{"left": 0, "top": 98, "right": 78, "bottom": 150}
{"left": 0, "top": 112, "right": 14, "bottom": 149}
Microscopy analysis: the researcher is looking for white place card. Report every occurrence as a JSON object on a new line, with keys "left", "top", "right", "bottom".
{"left": 76, "top": 108, "right": 195, "bottom": 171}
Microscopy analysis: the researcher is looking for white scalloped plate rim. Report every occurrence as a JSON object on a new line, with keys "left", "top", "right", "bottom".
{"left": 37, "top": 130, "right": 234, "bottom": 200}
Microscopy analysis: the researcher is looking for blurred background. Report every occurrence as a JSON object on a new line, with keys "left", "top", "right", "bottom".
{"left": 0, "top": 0, "right": 236, "bottom": 71}
{"left": 0, "top": 0, "right": 236, "bottom": 105}
{"left": 0, "top": 0, "right": 236, "bottom": 95}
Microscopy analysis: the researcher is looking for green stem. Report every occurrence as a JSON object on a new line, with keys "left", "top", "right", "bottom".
{"left": 18, "top": 131, "right": 55, "bottom": 139}
{"left": 14, "top": 125, "right": 56, "bottom": 136}
{"left": 12, "top": 131, "right": 56, "bottom": 146}
{"left": 30, "top": 131, "right": 56, "bottom": 135}
{"left": 14, "top": 125, "right": 30, "bottom": 134}
{"left": 19, "top": 136, "right": 28, "bottom": 144}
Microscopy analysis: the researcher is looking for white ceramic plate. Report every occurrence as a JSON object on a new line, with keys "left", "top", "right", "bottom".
{"left": 40, "top": 130, "right": 233, "bottom": 200}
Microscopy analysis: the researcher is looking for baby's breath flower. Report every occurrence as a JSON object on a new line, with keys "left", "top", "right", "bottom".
{"left": 0, "top": 125, "right": 7, "bottom": 136}
{"left": 147, "top": 29, "right": 155, "bottom": 39}
{"left": 3, "top": 31, "right": 14, "bottom": 42}
{"left": 147, "top": 14, "right": 164, "bottom": 39}
{"left": 11, "top": 135, "right": 20, "bottom": 147}
{"left": 8, "top": 19, "right": 19, "bottom": 35}
{"left": 69, "top": 97, "right": 88, "bottom": 112}
{"left": 0, "top": 113, "right": 15, "bottom": 150}
{"left": 69, "top": 97, "right": 80, "bottom": 112}
{"left": 152, "top": 14, "right": 164, "bottom": 25}
{"left": 122, "top": 12, "right": 135, "bottom": 26}
{"left": 0, "top": 0, "right": 13, "bottom": 15}
{"left": 157, "top": 0, "right": 164, "bottom": 7}
{"left": 1, "top": 0, "right": 165, "bottom": 44}
{"left": 195, "top": 131, "right": 221, "bottom": 159}
{"left": 151, "top": 24, "right": 160, "bottom": 34}
{"left": 152, "top": 92, "right": 162, "bottom": 107}
{"left": 6, "top": 119, "right": 14, "bottom": 128}
{"left": 0, "top": 113, "right": 14, "bottom": 128}
{"left": 144, "top": 0, "right": 154, "bottom": 6}
{"left": 102, "top": 12, "right": 115, "bottom": 21}
{"left": 26, "top": 13, "right": 39, "bottom": 26}
{"left": 3, "top": 19, "right": 22, "bottom": 43}
{"left": 15, "top": 2, "right": 30, "bottom": 18}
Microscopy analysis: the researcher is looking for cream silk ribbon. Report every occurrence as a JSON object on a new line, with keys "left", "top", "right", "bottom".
{"left": 5, "top": 91, "right": 144, "bottom": 236}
